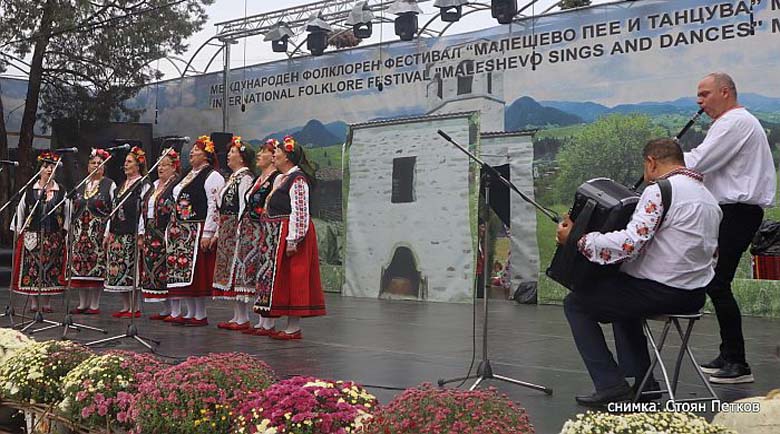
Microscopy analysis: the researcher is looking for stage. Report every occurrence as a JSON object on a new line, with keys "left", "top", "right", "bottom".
{"left": 1, "top": 291, "right": 779, "bottom": 433}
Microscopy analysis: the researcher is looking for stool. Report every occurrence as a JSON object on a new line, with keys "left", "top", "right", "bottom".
{"left": 633, "top": 313, "right": 719, "bottom": 404}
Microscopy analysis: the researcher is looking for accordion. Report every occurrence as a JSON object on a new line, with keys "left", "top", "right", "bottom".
{"left": 546, "top": 178, "right": 640, "bottom": 291}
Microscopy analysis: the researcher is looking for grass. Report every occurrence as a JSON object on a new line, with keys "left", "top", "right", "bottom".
{"left": 307, "top": 144, "right": 343, "bottom": 170}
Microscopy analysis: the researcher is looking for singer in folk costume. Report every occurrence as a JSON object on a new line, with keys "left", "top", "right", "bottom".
{"left": 254, "top": 136, "right": 326, "bottom": 340}
{"left": 10, "top": 151, "right": 68, "bottom": 312}
{"left": 211, "top": 136, "right": 255, "bottom": 330}
{"left": 166, "top": 135, "right": 225, "bottom": 326}
{"left": 239, "top": 139, "right": 280, "bottom": 336}
{"left": 104, "top": 146, "right": 150, "bottom": 318}
{"left": 69, "top": 148, "right": 115, "bottom": 315}
{"left": 139, "top": 149, "right": 181, "bottom": 320}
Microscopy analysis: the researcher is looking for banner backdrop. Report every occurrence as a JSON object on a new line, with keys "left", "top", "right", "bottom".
{"left": 19, "top": 0, "right": 777, "bottom": 309}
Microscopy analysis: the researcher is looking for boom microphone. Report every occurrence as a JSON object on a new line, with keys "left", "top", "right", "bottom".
{"left": 106, "top": 143, "right": 131, "bottom": 152}
{"left": 437, "top": 130, "right": 453, "bottom": 142}
{"left": 53, "top": 147, "right": 79, "bottom": 153}
{"left": 0, "top": 160, "right": 19, "bottom": 166}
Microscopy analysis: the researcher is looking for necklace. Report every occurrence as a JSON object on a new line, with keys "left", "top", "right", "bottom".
{"left": 84, "top": 179, "right": 100, "bottom": 199}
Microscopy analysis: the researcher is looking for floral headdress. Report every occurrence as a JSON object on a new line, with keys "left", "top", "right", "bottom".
{"left": 129, "top": 146, "right": 146, "bottom": 164}
{"left": 230, "top": 136, "right": 246, "bottom": 152}
{"left": 37, "top": 150, "right": 60, "bottom": 163}
{"left": 195, "top": 135, "right": 215, "bottom": 154}
{"left": 163, "top": 147, "right": 181, "bottom": 171}
{"left": 264, "top": 138, "right": 279, "bottom": 152}
{"left": 282, "top": 135, "right": 296, "bottom": 153}
{"left": 90, "top": 148, "right": 110, "bottom": 161}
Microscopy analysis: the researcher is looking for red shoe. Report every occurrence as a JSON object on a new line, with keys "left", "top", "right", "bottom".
{"left": 271, "top": 330, "right": 302, "bottom": 340}
{"left": 148, "top": 313, "right": 167, "bottom": 320}
{"left": 69, "top": 307, "right": 86, "bottom": 315}
{"left": 29, "top": 306, "right": 38, "bottom": 313}
{"left": 241, "top": 327, "right": 262, "bottom": 335}
{"left": 42, "top": 306, "right": 54, "bottom": 313}
{"left": 133, "top": 311, "right": 142, "bottom": 318}
{"left": 256, "top": 327, "right": 277, "bottom": 336}
{"left": 84, "top": 308, "right": 100, "bottom": 315}
{"left": 226, "top": 322, "right": 250, "bottom": 331}
{"left": 217, "top": 321, "right": 234, "bottom": 329}
{"left": 163, "top": 315, "right": 184, "bottom": 324}
{"left": 185, "top": 318, "right": 208, "bottom": 327}
{"left": 112, "top": 311, "right": 129, "bottom": 318}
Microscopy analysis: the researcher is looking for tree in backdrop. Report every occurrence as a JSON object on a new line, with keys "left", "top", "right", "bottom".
{"left": 0, "top": 0, "right": 214, "bottom": 183}
{"left": 560, "top": 0, "right": 592, "bottom": 9}
{"left": 552, "top": 113, "right": 665, "bottom": 203}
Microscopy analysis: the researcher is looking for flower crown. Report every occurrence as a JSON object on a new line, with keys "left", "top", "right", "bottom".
{"left": 282, "top": 136, "right": 295, "bottom": 153}
{"left": 230, "top": 136, "right": 246, "bottom": 152}
{"left": 196, "top": 135, "right": 215, "bottom": 154}
{"left": 163, "top": 147, "right": 181, "bottom": 170}
{"left": 130, "top": 146, "right": 146, "bottom": 164}
{"left": 37, "top": 151, "right": 59, "bottom": 163}
{"left": 90, "top": 148, "right": 110, "bottom": 161}
{"left": 264, "top": 138, "right": 279, "bottom": 151}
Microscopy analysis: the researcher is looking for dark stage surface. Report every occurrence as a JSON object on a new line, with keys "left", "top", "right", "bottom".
{"left": 2, "top": 291, "right": 779, "bottom": 433}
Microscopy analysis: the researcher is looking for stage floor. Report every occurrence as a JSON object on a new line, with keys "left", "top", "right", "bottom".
{"left": 2, "top": 291, "right": 779, "bottom": 433}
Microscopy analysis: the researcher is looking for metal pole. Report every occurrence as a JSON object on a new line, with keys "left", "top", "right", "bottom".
{"left": 222, "top": 39, "right": 232, "bottom": 132}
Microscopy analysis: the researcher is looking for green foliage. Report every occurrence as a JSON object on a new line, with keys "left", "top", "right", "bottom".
{"left": 552, "top": 114, "right": 665, "bottom": 203}
{"left": 559, "top": 0, "right": 592, "bottom": 10}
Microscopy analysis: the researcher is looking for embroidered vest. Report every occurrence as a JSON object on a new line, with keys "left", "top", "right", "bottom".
{"left": 111, "top": 178, "right": 149, "bottom": 235}
{"left": 142, "top": 177, "right": 178, "bottom": 231}
{"left": 73, "top": 177, "right": 113, "bottom": 219}
{"left": 175, "top": 167, "right": 215, "bottom": 222}
{"left": 246, "top": 172, "right": 279, "bottom": 220}
{"left": 218, "top": 169, "right": 252, "bottom": 216}
{"left": 266, "top": 172, "right": 308, "bottom": 218}
{"left": 23, "top": 185, "right": 65, "bottom": 233}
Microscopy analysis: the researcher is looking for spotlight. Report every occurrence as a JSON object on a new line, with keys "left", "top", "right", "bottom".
{"left": 346, "top": 1, "right": 374, "bottom": 39}
{"left": 435, "top": 0, "right": 468, "bottom": 23}
{"left": 387, "top": 0, "right": 422, "bottom": 41}
{"left": 491, "top": 0, "right": 518, "bottom": 25}
{"left": 305, "top": 12, "right": 332, "bottom": 56}
{"left": 264, "top": 21, "right": 294, "bottom": 53}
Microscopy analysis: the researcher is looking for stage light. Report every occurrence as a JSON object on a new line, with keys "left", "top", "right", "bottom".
{"left": 264, "top": 21, "right": 294, "bottom": 53}
{"left": 491, "top": 0, "right": 518, "bottom": 25}
{"left": 435, "top": 0, "right": 468, "bottom": 23}
{"left": 387, "top": 0, "right": 422, "bottom": 41}
{"left": 306, "top": 12, "right": 332, "bottom": 56}
{"left": 346, "top": 1, "right": 374, "bottom": 39}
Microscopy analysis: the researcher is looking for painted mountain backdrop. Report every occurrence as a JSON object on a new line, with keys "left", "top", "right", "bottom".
{"left": 261, "top": 119, "right": 348, "bottom": 148}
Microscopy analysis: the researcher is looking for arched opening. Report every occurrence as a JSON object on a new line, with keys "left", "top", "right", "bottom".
{"left": 380, "top": 246, "right": 423, "bottom": 300}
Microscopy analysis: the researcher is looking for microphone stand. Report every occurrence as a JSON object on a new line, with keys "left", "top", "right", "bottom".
{"left": 18, "top": 162, "right": 66, "bottom": 333}
{"left": 0, "top": 167, "right": 44, "bottom": 326}
{"left": 85, "top": 151, "right": 171, "bottom": 351}
{"left": 32, "top": 159, "right": 114, "bottom": 337}
{"left": 435, "top": 130, "right": 553, "bottom": 395}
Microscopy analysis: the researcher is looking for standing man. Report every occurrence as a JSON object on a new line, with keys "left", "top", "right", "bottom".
{"left": 685, "top": 72, "right": 777, "bottom": 384}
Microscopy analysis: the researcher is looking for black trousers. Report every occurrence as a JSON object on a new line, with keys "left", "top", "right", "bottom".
{"left": 708, "top": 203, "right": 763, "bottom": 364}
{"left": 564, "top": 273, "right": 705, "bottom": 392}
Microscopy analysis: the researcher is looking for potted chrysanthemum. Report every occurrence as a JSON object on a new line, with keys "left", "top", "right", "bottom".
{"left": 559, "top": 411, "right": 736, "bottom": 434}
{"left": 233, "top": 376, "right": 378, "bottom": 434}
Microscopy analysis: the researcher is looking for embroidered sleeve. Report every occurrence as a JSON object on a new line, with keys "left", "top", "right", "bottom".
{"left": 286, "top": 177, "right": 310, "bottom": 247}
{"left": 12, "top": 193, "right": 26, "bottom": 232}
{"left": 203, "top": 171, "right": 226, "bottom": 237}
{"left": 237, "top": 174, "right": 254, "bottom": 218}
{"left": 577, "top": 184, "right": 664, "bottom": 265}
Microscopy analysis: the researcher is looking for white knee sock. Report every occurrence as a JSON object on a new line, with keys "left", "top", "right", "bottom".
{"left": 77, "top": 290, "right": 89, "bottom": 309}
{"left": 285, "top": 316, "right": 300, "bottom": 333}
{"left": 170, "top": 299, "right": 181, "bottom": 317}
{"left": 183, "top": 298, "right": 195, "bottom": 318}
{"left": 261, "top": 317, "right": 276, "bottom": 330}
{"left": 89, "top": 288, "right": 101, "bottom": 310}
{"left": 159, "top": 300, "right": 171, "bottom": 316}
{"left": 194, "top": 297, "right": 207, "bottom": 320}
{"left": 235, "top": 301, "right": 249, "bottom": 324}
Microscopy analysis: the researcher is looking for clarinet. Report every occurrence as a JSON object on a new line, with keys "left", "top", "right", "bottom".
{"left": 632, "top": 108, "right": 704, "bottom": 190}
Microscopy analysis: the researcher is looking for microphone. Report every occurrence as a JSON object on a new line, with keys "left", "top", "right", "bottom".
{"left": 105, "top": 143, "right": 131, "bottom": 152}
{"left": 0, "top": 160, "right": 19, "bottom": 166}
{"left": 437, "top": 130, "right": 453, "bottom": 142}
{"left": 53, "top": 147, "right": 79, "bottom": 153}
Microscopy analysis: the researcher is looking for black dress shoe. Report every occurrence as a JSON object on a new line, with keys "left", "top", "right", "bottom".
{"left": 632, "top": 378, "right": 663, "bottom": 401}
{"left": 700, "top": 355, "right": 725, "bottom": 375}
{"left": 709, "top": 362, "right": 754, "bottom": 384}
{"left": 575, "top": 382, "right": 633, "bottom": 407}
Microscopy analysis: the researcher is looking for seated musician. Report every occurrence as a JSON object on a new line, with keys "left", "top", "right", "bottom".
{"left": 555, "top": 138, "right": 721, "bottom": 407}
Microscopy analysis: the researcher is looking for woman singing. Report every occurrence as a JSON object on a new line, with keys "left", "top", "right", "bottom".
{"left": 105, "top": 146, "right": 150, "bottom": 318}
{"left": 212, "top": 136, "right": 255, "bottom": 330}
{"left": 254, "top": 136, "right": 326, "bottom": 340}
{"left": 166, "top": 136, "right": 225, "bottom": 326}
{"left": 139, "top": 149, "right": 180, "bottom": 320}
{"left": 10, "top": 151, "right": 68, "bottom": 313}
{"left": 69, "top": 148, "right": 115, "bottom": 315}
{"left": 240, "top": 140, "right": 280, "bottom": 335}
